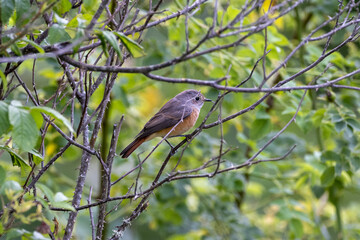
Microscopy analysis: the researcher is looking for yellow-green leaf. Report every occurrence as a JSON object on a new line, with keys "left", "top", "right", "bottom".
{"left": 114, "top": 32, "right": 144, "bottom": 58}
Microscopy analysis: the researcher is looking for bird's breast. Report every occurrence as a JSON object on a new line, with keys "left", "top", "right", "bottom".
{"left": 172, "top": 108, "right": 199, "bottom": 135}
{"left": 146, "top": 108, "right": 200, "bottom": 140}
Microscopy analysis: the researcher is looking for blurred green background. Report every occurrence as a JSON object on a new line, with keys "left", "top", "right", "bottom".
{"left": 1, "top": 0, "right": 360, "bottom": 239}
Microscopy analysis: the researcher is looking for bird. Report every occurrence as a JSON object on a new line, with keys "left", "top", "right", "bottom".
{"left": 120, "top": 89, "right": 212, "bottom": 158}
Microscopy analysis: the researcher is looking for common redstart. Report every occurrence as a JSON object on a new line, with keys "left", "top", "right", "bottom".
{"left": 120, "top": 89, "right": 212, "bottom": 158}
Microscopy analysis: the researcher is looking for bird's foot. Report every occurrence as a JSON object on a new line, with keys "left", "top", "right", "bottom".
{"left": 169, "top": 134, "right": 192, "bottom": 141}
{"left": 182, "top": 134, "right": 193, "bottom": 142}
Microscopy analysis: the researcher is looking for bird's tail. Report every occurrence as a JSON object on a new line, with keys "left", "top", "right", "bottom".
{"left": 120, "top": 137, "right": 145, "bottom": 158}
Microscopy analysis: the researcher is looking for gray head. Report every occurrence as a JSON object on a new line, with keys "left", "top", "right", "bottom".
{"left": 174, "top": 89, "right": 212, "bottom": 110}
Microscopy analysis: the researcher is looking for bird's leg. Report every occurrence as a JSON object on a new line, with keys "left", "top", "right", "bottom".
{"left": 169, "top": 134, "right": 192, "bottom": 141}
{"left": 182, "top": 134, "right": 193, "bottom": 142}
{"left": 165, "top": 139, "right": 174, "bottom": 148}
{"left": 169, "top": 134, "right": 187, "bottom": 138}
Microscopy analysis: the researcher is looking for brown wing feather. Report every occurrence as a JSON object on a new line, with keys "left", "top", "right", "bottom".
{"left": 136, "top": 98, "right": 192, "bottom": 139}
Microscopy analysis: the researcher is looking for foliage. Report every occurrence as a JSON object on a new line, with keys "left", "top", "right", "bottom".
{"left": 1, "top": 0, "right": 360, "bottom": 239}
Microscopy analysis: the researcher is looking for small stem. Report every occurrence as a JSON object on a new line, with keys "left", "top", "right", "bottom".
{"left": 334, "top": 199, "right": 343, "bottom": 239}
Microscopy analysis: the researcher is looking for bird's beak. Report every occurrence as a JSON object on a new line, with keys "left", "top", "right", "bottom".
{"left": 204, "top": 98, "right": 214, "bottom": 103}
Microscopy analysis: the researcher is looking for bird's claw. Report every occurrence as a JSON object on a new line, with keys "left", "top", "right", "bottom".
{"left": 183, "top": 134, "right": 192, "bottom": 142}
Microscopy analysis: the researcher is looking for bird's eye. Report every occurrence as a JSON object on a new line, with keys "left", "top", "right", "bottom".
{"left": 195, "top": 96, "right": 200, "bottom": 101}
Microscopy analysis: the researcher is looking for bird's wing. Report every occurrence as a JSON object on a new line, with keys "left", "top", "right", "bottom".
{"left": 136, "top": 98, "right": 192, "bottom": 139}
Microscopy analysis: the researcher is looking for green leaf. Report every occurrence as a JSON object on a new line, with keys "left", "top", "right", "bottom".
{"left": 15, "top": 0, "right": 30, "bottom": 22}
{"left": 268, "top": 26, "right": 290, "bottom": 46}
{"left": 1, "top": 0, "right": 15, "bottom": 25}
{"left": 54, "top": 0, "right": 72, "bottom": 15}
{"left": 334, "top": 121, "right": 346, "bottom": 132}
{"left": 344, "top": 125, "right": 354, "bottom": 137}
{"left": 96, "top": 31, "right": 109, "bottom": 57}
{"left": 47, "top": 24, "right": 71, "bottom": 44}
{"left": 255, "top": 110, "right": 270, "bottom": 119}
{"left": 0, "top": 101, "right": 10, "bottom": 135}
{"left": 335, "top": 148, "right": 350, "bottom": 175}
{"left": 67, "top": 15, "right": 79, "bottom": 29}
{"left": 296, "top": 114, "right": 312, "bottom": 133}
{"left": 168, "top": 230, "right": 207, "bottom": 240}
{"left": 289, "top": 218, "right": 303, "bottom": 238}
{"left": 51, "top": 201, "right": 75, "bottom": 211}
{"left": 311, "top": 185, "right": 325, "bottom": 199}
{"left": 11, "top": 43, "right": 22, "bottom": 56}
{"left": 0, "top": 69, "right": 7, "bottom": 93}
{"left": 28, "top": 149, "right": 44, "bottom": 165}
{"left": 294, "top": 175, "right": 308, "bottom": 190}
{"left": 321, "top": 151, "right": 340, "bottom": 162}
{"left": 346, "top": 118, "right": 360, "bottom": 131}
{"left": 8, "top": 105, "right": 39, "bottom": 151}
{"left": 277, "top": 207, "right": 313, "bottom": 224}
{"left": 163, "top": 207, "right": 183, "bottom": 225}
{"left": 30, "top": 109, "right": 44, "bottom": 129}
{"left": 30, "top": 106, "right": 75, "bottom": 134}
{"left": 83, "top": 0, "right": 97, "bottom": 10}
{"left": 311, "top": 109, "right": 325, "bottom": 127}
{"left": 341, "top": 94, "right": 358, "bottom": 109}
{"left": 350, "top": 156, "right": 360, "bottom": 171}
{"left": 35, "top": 196, "right": 49, "bottom": 209}
{"left": 0, "top": 146, "right": 30, "bottom": 171}
{"left": 329, "top": 51, "right": 346, "bottom": 68}
{"left": 321, "top": 166, "right": 335, "bottom": 187}
{"left": 22, "top": 38, "right": 45, "bottom": 53}
{"left": 117, "top": 86, "right": 129, "bottom": 107}
{"left": 0, "top": 165, "right": 6, "bottom": 186}
{"left": 66, "top": 15, "right": 86, "bottom": 41}
{"left": 114, "top": 32, "right": 145, "bottom": 58}
{"left": 4, "top": 228, "right": 30, "bottom": 239}
{"left": 102, "top": 31, "right": 122, "bottom": 59}
{"left": 250, "top": 119, "right": 271, "bottom": 139}
{"left": 331, "top": 111, "right": 343, "bottom": 122}
{"left": 37, "top": 184, "right": 55, "bottom": 203}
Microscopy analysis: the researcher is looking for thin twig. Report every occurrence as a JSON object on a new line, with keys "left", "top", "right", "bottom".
{"left": 88, "top": 187, "right": 96, "bottom": 240}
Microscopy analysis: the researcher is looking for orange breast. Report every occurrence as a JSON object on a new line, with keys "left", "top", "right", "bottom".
{"left": 146, "top": 108, "right": 199, "bottom": 141}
